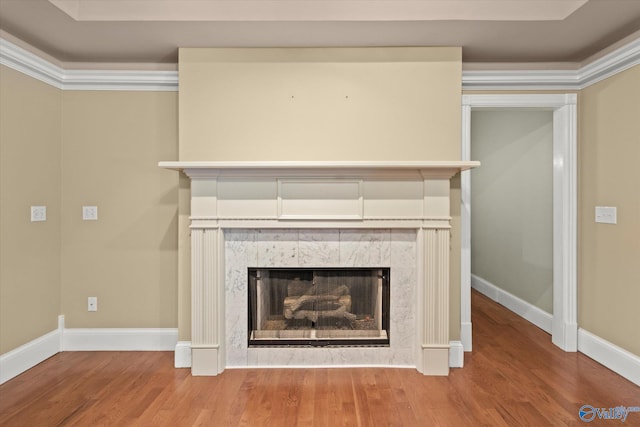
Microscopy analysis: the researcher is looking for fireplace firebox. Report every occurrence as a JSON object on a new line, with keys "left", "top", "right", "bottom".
{"left": 248, "top": 268, "right": 390, "bottom": 347}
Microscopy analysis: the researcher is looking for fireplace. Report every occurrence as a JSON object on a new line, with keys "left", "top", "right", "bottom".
{"left": 248, "top": 268, "right": 390, "bottom": 347}
{"left": 159, "top": 160, "right": 479, "bottom": 376}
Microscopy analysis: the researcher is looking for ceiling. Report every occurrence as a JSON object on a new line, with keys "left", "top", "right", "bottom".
{"left": 1, "top": 0, "right": 640, "bottom": 67}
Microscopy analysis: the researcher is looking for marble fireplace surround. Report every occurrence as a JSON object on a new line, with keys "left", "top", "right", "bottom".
{"left": 160, "top": 161, "right": 479, "bottom": 376}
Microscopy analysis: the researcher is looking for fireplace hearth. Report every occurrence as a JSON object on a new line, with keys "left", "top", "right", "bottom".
{"left": 248, "top": 268, "right": 390, "bottom": 347}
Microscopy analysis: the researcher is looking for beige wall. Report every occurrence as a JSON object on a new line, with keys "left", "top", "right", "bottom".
{"left": 60, "top": 91, "right": 179, "bottom": 328}
{"left": 471, "top": 110, "right": 554, "bottom": 313}
{"left": 0, "top": 66, "right": 62, "bottom": 353}
{"left": 178, "top": 47, "right": 463, "bottom": 341}
{"left": 179, "top": 47, "right": 462, "bottom": 161}
{"left": 0, "top": 68, "right": 180, "bottom": 355}
{"left": 3, "top": 49, "right": 637, "bottom": 362}
{"left": 579, "top": 65, "right": 640, "bottom": 356}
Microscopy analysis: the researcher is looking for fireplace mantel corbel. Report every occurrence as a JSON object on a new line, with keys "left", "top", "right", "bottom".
{"left": 160, "top": 160, "right": 479, "bottom": 376}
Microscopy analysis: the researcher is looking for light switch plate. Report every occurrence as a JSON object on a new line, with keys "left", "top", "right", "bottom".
{"left": 595, "top": 206, "right": 617, "bottom": 224}
{"left": 83, "top": 206, "right": 98, "bottom": 220}
{"left": 31, "top": 206, "right": 46, "bottom": 222}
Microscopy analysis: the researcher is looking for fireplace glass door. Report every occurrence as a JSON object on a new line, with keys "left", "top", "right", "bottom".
{"left": 248, "top": 268, "right": 390, "bottom": 347}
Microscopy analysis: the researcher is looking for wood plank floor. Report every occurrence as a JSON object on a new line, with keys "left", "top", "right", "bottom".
{"left": 1, "top": 290, "right": 638, "bottom": 426}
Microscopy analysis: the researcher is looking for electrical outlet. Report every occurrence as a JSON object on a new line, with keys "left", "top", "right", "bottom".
{"left": 31, "top": 206, "right": 47, "bottom": 222}
{"left": 83, "top": 206, "right": 98, "bottom": 221}
{"left": 88, "top": 296, "right": 98, "bottom": 312}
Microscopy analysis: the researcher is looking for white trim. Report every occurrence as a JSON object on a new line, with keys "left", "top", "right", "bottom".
{"left": 578, "top": 329, "right": 640, "bottom": 387}
{"left": 449, "top": 341, "right": 464, "bottom": 368}
{"left": 0, "top": 38, "right": 65, "bottom": 89}
{"left": 463, "top": 69, "right": 579, "bottom": 91}
{"left": 0, "top": 38, "right": 178, "bottom": 91}
{"left": 577, "top": 37, "right": 640, "bottom": 89}
{"left": 167, "top": 341, "right": 464, "bottom": 368}
{"left": 174, "top": 341, "right": 192, "bottom": 368}
{"left": 460, "top": 322, "right": 472, "bottom": 352}
{"left": 62, "top": 328, "right": 179, "bottom": 351}
{"left": 471, "top": 275, "right": 552, "bottom": 333}
{"left": 462, "top": 37, "right": 640, "bottom": 91}
{"left": 161, "top": 160, "right": 479, "bottom": 175}
{"left": 63, "top": 69, "right": 179, "bottom": 91}
{"left": 2, "top": 34, "right": 638, "bottom": 92}
{"left": 551, "top": 98, "right": 579, "bottom": 352}
{"left": 460, "top": 96, "right": 472, "bottom": 352}
{"left": 461, "top": 93, "right": 576, "bottom": 109}
{"left": 462, "top": 93, "right": 578, "bottom": 353}
{"left": 227, "top": 364, "right": 416, "bottom": 370}
{"left": 0, "top": 316, "right": 64, "bottom": 384}
{"left": 58, "top": 315, "right": 65, "bottom": 352}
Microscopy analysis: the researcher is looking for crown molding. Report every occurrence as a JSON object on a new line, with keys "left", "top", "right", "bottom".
{"left": 63, "top": 69, "right": 178, "bottom": 91}
{"left": 0, "top": 38, "right": 66, "bottom": 89}
{"left": 0, "top": 38, "right": 178, "bottom": 91}
{"left": 462, "top": 69, "right": 579, "bottom": 91}
{"left": 577, "top": 36, "right": 640, "bottom": 89}
{"left": 1, "top": 35, "right": 638, "bottom": 92}
{"left": 463, "top": 37, "right": 640, "bottom": 91}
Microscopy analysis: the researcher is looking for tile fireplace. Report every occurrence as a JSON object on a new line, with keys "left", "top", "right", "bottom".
{"left": 160, "top": 160, "right": 479, "bottom": 376}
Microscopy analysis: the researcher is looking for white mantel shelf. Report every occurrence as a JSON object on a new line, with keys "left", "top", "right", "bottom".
{"left": 159, "top": 160, "right": 479, "bottom": 178}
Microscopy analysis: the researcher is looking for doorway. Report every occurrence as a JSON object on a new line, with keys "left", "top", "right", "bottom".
{"left": 461, "top": 94, "right": 577, "bottom": 353}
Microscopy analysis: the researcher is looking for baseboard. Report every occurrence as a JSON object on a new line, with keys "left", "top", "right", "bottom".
{"left": 471, "top": 274, "right": 553, "bottom": 334}
{"left": 578, "top": 328, "right": 640, "bottom": 387}
{"left": 460, "top": 322, "right": 472, "bottom": 352}
{"left": 63, "top": 328, "right": 178, "bottom": 351}
{"left": 170, "top": 341, "right": 464, "bottom": 369}
{"left": 0, "top": 316, "right": 64, "bottom": 384}
{"left": 174, "top": 341, "right": 192, "bottom": 368}
{"left": 449, "top": 341, "right": 464, "bottom": 368}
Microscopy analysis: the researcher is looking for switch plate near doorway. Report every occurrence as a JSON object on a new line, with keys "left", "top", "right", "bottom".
{"left": 595, "top": 206, "right": 617, "bottom": 224}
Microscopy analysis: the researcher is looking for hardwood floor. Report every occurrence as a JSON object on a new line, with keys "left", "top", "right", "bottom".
{"left": 1, "top": 290, "right": 638, "bottom": 426}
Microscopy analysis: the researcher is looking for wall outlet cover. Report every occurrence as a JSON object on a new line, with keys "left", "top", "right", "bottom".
{"left": 31, "top": 206, "right": 46, "bottom": 222}
{"left": 83, "top": 206, "right": 98, "bottom": 220}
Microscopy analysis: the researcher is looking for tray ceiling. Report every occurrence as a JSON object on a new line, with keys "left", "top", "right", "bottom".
{"left": 0, "top": 0, "right": 639, "bottom": 65}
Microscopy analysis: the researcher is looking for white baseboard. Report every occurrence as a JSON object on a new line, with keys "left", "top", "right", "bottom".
{"left": 449, "top": 341, "right": 464, "bottom": 368}
{"left": 460, "top": 322, "right": 472, "bottom": 352}
{"left": 63, "top": 328, "right": 178, "bottom": 351}
{"left": 174, "top": 341, "right": 192, "bottom": 368}
{"left": 471, "top": 274, "right": 553, "bottom": 334}
{"left": 2, "top": 323, "right": 178, "bottom": 384}
{"left": 0, "top": 315, "right": 64, "bottom": 384}
{"left": 578, "top": 328, "right": 640, "bottom": 387}
{"left": 171, "top": 341, "right": 465, "bottom": 369}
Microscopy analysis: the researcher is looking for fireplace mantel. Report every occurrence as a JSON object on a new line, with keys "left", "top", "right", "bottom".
{"left": 160, "top": 159, "right": 479, "bottom": 377}
{"left": 159, "top": 160, "right": 479, "bottom": 179}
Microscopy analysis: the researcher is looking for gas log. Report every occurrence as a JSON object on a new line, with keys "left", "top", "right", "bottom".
{"left": 283, "top": 284, "right": 356, "bottom": 323}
